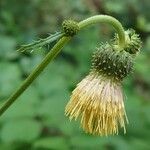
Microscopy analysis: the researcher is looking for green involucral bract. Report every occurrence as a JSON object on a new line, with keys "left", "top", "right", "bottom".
{"left": 62, "top": 20, "right": 79, "bottom": 36}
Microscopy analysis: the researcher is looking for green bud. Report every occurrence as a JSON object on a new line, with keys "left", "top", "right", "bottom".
{"left": 91, "top": 43, "right": 134, "bottom": 81}
{"left": 124, "top": 29, "right": 142, "bottom": 54}
{"left": 62, "top": 20, "right": 79, "bottom": 36}
{"left": 114, "top": 29, "right": 142, "bottom": 54}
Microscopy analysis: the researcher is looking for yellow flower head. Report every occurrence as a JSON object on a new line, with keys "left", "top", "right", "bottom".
{"left": 65, "top": 72, "right": 128, "bottom": 136}
{"left": 65, "top": 30, "right": 141, "bottom": 136}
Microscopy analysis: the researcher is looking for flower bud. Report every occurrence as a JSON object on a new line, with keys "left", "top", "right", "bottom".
{"left": 91, "top": 43, "right": 133, "bottom": 81}
{"left": 65, "top": 29, "right": 142, "bottom": 136}
{"left": 62, "top": 20, "right": 79, "bottom": 36}
{"left": 114, "top": 29, "right": 142, "bottom": 54}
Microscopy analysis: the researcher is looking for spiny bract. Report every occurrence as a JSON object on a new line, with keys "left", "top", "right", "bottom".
{"left": 91, "top": 43, "right": 134, "bottom": 81}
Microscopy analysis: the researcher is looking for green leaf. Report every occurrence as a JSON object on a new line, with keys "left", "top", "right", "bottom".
{"left": 0, "top": 36, "right": 17, "bottom": 60}
{"left": 70, "top": 135, "right": 107, "bottom": 149}
{"left": 129, "top": 138, "right": 150, "bottom": 150}
{"left": 33, "top": 137, "right": 70, "bottom": 150}
{"left": 59, "top": 120, "right": 80, "bottom": 136}
{"left": 18, "top": 32, "right": 63, "bottom": 53}
{"left": 0, "top": 62, "right": 22, "bottom": 98}
{"left": 108, "top": 136, "right": 131, "bottom": 150}
{"left": 1, "top": 86, "right": 40, "bottom": 120}
{"left": 0, "top": 144, "right": 14, "bottom": 150}
{"left": 35, "top": 60, "right": 69, "bottom": 98}
{"left": 0, "top": 119, "right": 42, "bottom": 143}
{"left": 37, "top": 91, "right": 69, "bottom": 126}
{"left": 19, "top": 54, "right": 43, "bottom": 74}
{"left": 105, "top": 1, "right": 126, "bottom": 13}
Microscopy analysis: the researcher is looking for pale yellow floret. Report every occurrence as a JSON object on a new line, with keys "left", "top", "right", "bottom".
{"left": 65, "top": 73, "right": 128, "bottom": 136}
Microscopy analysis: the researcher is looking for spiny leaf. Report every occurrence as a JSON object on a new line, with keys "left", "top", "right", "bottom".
{"left": 17, "top": 32, "right": 64, "bottom": 53}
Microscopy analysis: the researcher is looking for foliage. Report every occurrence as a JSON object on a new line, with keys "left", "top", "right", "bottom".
{"left": 0, "top": 0, "right": 150, "bottom": 150}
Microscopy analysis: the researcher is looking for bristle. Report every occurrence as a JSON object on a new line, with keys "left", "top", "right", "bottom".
{"left": 65, "top": 73, "right": 128, "bottom": 136}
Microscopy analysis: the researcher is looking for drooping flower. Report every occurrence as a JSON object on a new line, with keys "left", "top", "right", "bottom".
{"left": 65, "top": 72, "right": 128, "bottom": 135}
{"left": 65, "top": 30, "right": 141, "bottom": 136}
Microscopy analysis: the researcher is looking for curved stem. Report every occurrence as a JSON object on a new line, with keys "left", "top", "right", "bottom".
{"left": 0, "top": 36, "right": 71, "bottom": 116}
{"left": 78, "top": 15, "right": 125, "bottom": 48}
{"left": 0, "top": 15, "right": 126, "bottom": 116}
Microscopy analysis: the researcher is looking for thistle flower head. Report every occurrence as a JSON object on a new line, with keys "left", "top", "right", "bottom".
{"left": 65, "top": 30, "right": 142, "bottom": 136}
{"left": 65, "top": 72, "right": 128, "bottom": 136}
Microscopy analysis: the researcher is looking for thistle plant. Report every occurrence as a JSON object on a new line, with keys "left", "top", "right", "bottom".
{"left": 0, "top": 15, "right": 142, "bottom": 136}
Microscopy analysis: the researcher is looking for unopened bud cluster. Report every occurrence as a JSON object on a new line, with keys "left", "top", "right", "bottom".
{"left": 65, "top": 19, "right": 142, "bottom": 136}
{"left": 91, "top": 29, "right": 141, "bottom": 81}
{"left": 114, "top": 29, "right": 142, "bottom": 54}
{"left": 124, "top": 29, "right": 142, "bottom": 54}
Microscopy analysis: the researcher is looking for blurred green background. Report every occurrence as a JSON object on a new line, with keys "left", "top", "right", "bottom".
{"left": 0, "top": 0, "right": 150, "bottom": 150}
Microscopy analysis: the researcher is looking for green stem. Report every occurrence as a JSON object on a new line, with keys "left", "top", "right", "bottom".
{"left": 78, "top": 15, "right": 125, "bottom": 48}
{"left": 0, "top": 36, "right": 71, "bottom": 116}
{"left": 0, "top": 15, "right": 126, "bottom": 116}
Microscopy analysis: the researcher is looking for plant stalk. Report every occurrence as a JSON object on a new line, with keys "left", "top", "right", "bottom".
{"left": 78, "top": 15, "right": 125, "bottom": 48}
{"left": 0, "top": 36, "right": 71, "bottom": 116}
{"left": 0, "top": 15, "right": 126, "bottom": 116}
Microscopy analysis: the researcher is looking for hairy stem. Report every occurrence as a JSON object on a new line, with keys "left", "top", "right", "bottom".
{"left": 0, "top": 36, "right": 71, "bottom": 116}
{"left": 78, "top": 15, "right": 125, "bottom": 48}
{"left": 0, "top": 15, "right": 126, "bottom": 116}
